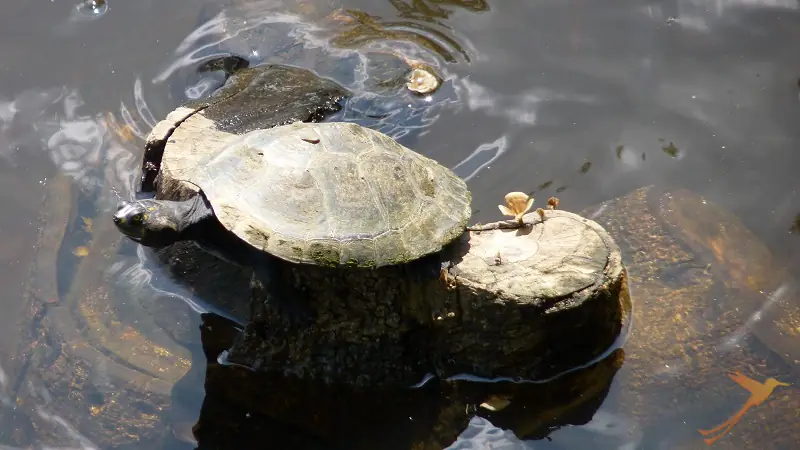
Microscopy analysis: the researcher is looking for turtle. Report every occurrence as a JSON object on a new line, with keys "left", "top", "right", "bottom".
{"left": 0, "top": 20, "right": 402, "bottom": 449}
{"left": 7, "top": 155, "right": 799, "bottom": 450}
{"left": 113, "top": 119, "right": 472, "bottom": 324}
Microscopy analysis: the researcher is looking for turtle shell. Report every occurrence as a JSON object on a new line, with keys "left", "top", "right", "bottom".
{"left": 184, "top": 121, "right": 471, "bottom": 268}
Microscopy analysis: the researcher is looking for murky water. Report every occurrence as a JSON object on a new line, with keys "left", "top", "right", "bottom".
{"left": 1, "top": 0, "right": 799, "bottom": 448}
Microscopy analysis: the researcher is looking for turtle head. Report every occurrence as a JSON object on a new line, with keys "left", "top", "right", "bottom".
{"left": 113, "top": 199, "right": 183, "bottom": 247}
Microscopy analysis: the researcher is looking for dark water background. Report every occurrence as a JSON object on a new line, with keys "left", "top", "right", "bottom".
{"left": 1, "top": 0, "right": 799, "bottom": 449}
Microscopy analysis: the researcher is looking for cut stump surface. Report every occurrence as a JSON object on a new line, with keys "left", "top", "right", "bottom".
{"left": 457, "top": 210, "right": 619, "bottom": 309}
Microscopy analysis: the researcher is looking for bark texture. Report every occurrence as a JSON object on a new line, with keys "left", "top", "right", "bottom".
{"left": 224, "top": 210, "right": 627, "bottom": 387}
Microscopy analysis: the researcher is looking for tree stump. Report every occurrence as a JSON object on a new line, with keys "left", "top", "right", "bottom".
{"left": 224, "top": 209, "right": 627, "bottom": 387}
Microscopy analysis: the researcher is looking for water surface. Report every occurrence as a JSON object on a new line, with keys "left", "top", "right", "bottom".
{"left": 1, "top": 0, "right": 799, "bottom": 448}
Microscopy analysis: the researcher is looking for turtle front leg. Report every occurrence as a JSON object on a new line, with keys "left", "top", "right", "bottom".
{"left": 250, "top": 259, "right": 316, "bottom": 329}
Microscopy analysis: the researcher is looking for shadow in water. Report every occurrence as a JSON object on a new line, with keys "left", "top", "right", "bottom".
{"left": 190, "top": 313, "right": 625, "bottom": 450}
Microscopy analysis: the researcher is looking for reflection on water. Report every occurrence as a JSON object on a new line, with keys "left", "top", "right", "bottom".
{"left": 0, "top": 86, "right": 139, "bottom": 195}
{"left": 432, "top": 417, "right": 535, "bottom": 449}
{"left": 545, "top": 410, "right": 643, "bottom": 450}
{"left": 75, "top": 0, "right": 109, "bottom": 18}
{"left": 330, "top": 9, "right": 472, "bottom": 63}
{"left": 451, "top": 135, "right": 507, "bottom": 182}
{"left": 0, "top": 83, "right": 200, "bottom": 448}
{"left": 151, "top": 1, "right": 466, "bottom": 143}
{"left": 388, "top": 0, "right": 490, "bottom": 23}
{"left": 0, "top": 0, "right": 799, "bottom": 448}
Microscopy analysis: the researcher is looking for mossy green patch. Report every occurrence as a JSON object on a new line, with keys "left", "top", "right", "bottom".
{"left": 387, "top": 254, "right": 415, "bottom": 265}
{"left": 345, "top": 258, "right": 361, "bottom": 267}
{"left": 308, "top": 242, "right": 341, "bottom": 268}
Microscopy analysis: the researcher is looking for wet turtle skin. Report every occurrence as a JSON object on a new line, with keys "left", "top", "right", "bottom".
{"left": 578, "top": 185, "right": 800, "bottom": 449}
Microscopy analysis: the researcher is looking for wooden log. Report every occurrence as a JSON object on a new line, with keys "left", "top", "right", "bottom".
{"left": 223, "top": 209, "right": 627, "bottom": 387}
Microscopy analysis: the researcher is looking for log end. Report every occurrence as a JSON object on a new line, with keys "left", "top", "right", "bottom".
{"left": 432, "top": 209, "right": 628, "bottom": 381}
{"left": 450, "top": 209, "right": 623, "bottom": 309}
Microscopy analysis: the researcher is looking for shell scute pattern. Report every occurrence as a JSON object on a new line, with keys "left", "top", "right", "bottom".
{"left": 307, "top": 152, "right": 388, "bottom": 237}
{"left": 337, "top": 238, "right": 379, "bottom": 267}
{"left": 194, "top": 122, "right": 471, "bottom": 267}
{"left": 358, "top": 152, "right": 424, "bottom": 231}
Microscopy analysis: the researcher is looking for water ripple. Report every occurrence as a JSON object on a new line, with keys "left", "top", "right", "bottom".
{"left": 149, "top": 2, "right": 471, "bottom": 144}
{"left": 0, "top": 87, "right": 139, "bottom": 198}
{"left": 447, "top": 416, "right": 534, "bottom": 449}
{"left": 34, "top": 406, "right": 99, "bottom": 450}
{"left": 451, "top": 134, "right": 508, "bottom": 181}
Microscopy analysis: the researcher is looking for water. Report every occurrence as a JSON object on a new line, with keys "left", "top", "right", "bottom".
{"left": 1, "top": 0, "right": 799, "bottom": 448}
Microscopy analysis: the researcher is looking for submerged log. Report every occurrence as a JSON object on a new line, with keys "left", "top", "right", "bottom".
{"left": 224, "top": 209, "right": 627, "bottom": 387}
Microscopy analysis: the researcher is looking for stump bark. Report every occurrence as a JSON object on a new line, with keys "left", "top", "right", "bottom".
{"left": 224, "top": 210, "right": 626, "bottom": 387}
